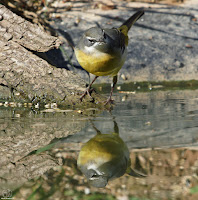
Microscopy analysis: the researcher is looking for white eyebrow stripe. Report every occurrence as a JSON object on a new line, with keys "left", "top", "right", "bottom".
{"left": 87, "top": 163, "right": 104, "bottom": 176}
{"left": 86, "top": 36, "right": 95, "bottom": 40}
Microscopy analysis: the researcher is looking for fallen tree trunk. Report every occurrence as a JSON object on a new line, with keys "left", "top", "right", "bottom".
{"left": 0, "top": 5, "right": 101, "bottom": 107}
{"left": 0, "top": 4, "right": 61, "bottom": 52}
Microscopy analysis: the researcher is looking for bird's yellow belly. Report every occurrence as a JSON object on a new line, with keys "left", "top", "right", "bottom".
{"left": 75, "top": 49, "right": 126, "bottom": 76}
{"left": 78, "top": 135, "right": 126, "bottom": 166}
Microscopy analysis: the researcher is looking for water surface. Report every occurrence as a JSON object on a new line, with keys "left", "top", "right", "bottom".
{"left": 0, "top": 89, "right": 198, "bottom": 200}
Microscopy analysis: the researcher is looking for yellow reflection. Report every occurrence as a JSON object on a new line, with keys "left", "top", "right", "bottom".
{"left": 77, "top": 119, "right": 146, "bottom": 188}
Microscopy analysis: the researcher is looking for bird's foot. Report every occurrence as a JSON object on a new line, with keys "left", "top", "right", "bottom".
{"left": 80, "top": 88, "right": 95, "bottom": 101}
{"left": 104, "top": 97, "right": 114, "bottom": 105}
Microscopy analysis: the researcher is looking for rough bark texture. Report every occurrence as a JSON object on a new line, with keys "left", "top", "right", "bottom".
{"left": 0, "top": 4, "right": 61, "bottom": 52}
{"left": 0, "top": 5, "right": 103, "bottom": 107}
{"left": 0, "top": 37, "right": 84, "bottom": 103}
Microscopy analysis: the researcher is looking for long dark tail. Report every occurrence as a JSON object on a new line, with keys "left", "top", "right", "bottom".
{"left": 120, "top": 10, "right": 144, "bottom": 32}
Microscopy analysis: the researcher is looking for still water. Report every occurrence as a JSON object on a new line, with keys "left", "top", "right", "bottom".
{"left": 0, "top": 89, "right": 198, "bottom": 200}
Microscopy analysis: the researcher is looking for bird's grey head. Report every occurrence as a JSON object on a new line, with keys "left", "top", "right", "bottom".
{"left": 78, "top": 158, "right": 128, "bottom": 188}
{"left": 76, "top": 27, "right": 111, "bottom": 53}
{"left": 83, "top": 168, "right": 108, "bottom": 188}
{"left": 85, "top": 27, "right": 106, "bottom": 44}
{"left": 76, "top": 26, "right": 125, "bottom": 55}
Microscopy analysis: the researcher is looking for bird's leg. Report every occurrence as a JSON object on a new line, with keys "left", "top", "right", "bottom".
{"left": 80, "top": 76, "right": 98, "bottom": 101}
{"left": 104, "top": 75, "right": 117, "bottom": 105}
{"left": 113, "top": 119, "right": 119, "bottom": 136}
{"left": 89, "top": 120, "right": 102, "bottom": 135}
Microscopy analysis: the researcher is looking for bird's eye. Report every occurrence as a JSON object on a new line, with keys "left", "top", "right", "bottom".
{"left": 88, "top": 39, "right": 96, "bottom": 44}
{"left": 91, "top": 173, "right": 99, "bottom": 178}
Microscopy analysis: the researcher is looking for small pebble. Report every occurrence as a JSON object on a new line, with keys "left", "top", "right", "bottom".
{"left": 35, "top": 103, "right": 39, "bottom": 108}
{"left": 4, "top": 102, "right": 8, "bottom": 107}
{"left": 117, "top": 86, "right": 121, "bottom": 90}
{"left": 9, "top": 102, "right": 17, "bottom": 107}
{"left": 28, "top": 103, "right": 32, "bottom": 107}
{"left": 121, "top": 74, "right": 127, "bottom": 80}
{"left": 77, "top": 110, "right": 83, "bottom": 114}
{"left": 84, "top": 188, "right": 90, "bottom": 195}
{"left": 17, "top": 103, "right": 22, "bottom": 107}
{"left": 45, "top": 104, "right": 50, "bottom": 108}
{"left": 51, "top": 103, "right": 57, "bottom": 108}
{"left": 14, "top": 114, "right": 21, "bottom": 118}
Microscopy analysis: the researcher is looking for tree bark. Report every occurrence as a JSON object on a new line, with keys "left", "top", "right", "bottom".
{"left": 0, "top": 4, "right": 61, "bottom": 52}
{"left": 0, "top": 5, "right": 101, "bottom": 107}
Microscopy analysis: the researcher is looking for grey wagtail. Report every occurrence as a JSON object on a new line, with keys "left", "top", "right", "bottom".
{"left": 75, "top": 11, "right": 144, "bottom": 104}
{"left": 77, "top": 120, "right": 146, "bottom": 188}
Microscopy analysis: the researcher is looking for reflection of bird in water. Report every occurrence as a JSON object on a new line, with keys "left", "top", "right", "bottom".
{"left": 77, "top": 119, "right": 146, "bottom": 188}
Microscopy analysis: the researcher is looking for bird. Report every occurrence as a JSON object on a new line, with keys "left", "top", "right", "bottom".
{"left": 77, "top": 120, "right": 146, "bottom": 188}
{"left": 75, "top": 10, "right": 144, "bottom": 104}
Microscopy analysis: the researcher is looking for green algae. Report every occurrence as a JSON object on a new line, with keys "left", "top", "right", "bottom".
{"left": 94, "top": 80, "right": 198, "bottom": 94}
